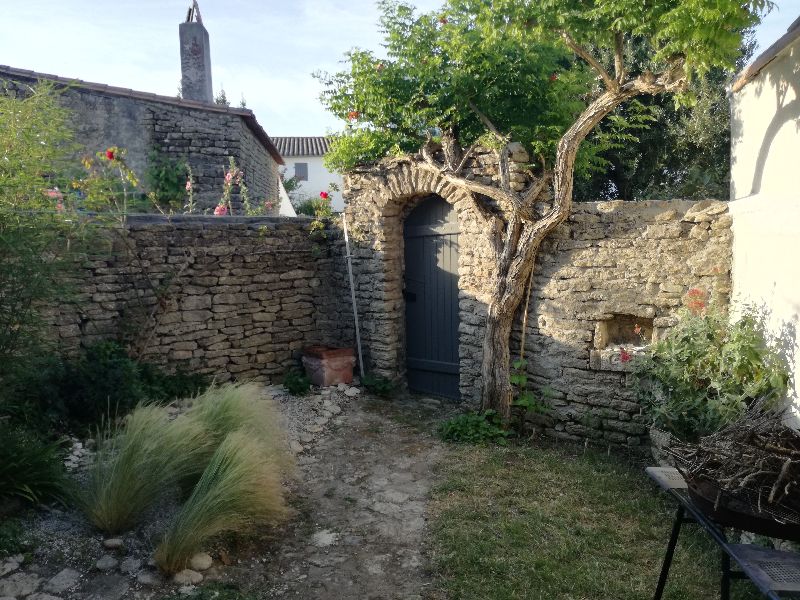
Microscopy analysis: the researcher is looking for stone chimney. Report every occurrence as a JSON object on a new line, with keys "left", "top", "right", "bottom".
{"left": 179, "top": 1, "right": 213, "bottom": 103}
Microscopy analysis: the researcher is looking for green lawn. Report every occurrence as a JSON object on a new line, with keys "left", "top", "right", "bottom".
{"left": 429, "top": 444, "right": 762, "bottom": 600}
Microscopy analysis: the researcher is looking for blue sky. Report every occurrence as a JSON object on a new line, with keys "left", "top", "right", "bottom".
{"left": 0, "top": 0, "right": 797, "bottom": 137}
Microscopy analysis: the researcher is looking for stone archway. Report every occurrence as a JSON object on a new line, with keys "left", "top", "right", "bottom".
{"left": 343, "top": 159, "right": 492, "bottom": 402}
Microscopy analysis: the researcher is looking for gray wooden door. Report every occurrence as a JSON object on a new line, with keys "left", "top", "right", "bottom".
{"left": 403, "top": 195, "right": 460, "bottom": 399}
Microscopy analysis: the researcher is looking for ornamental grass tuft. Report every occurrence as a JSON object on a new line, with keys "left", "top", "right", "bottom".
{"left": 154, "top": 431, "right": 290, "bottom": 574}
{"left": 83, "top": 405, "right": 211, "bottom": 534}
{"left": 184, "top": 382, "right": 293, "bottom": 477}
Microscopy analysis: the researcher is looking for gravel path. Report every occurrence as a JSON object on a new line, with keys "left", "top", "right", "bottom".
{"left": 259, "top": 391, "right": 451, "bottom": 599}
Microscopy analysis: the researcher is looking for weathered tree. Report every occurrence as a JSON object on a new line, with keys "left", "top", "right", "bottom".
{"left": 319, "top": 0, "right": 769, "bottom": 419}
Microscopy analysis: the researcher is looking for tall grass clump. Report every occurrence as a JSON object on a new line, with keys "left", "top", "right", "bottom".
{"left": 83, "top": 405, "right": 211, "bottom": 534}
{"left": 185, "top": 382, "right": 292, "bottom": 476}
{"left": 154, "top": 432, "right": 290, "bottom": 573}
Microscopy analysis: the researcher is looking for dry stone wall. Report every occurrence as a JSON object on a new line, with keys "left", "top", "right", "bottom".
{"left": 47, "top": 216, "right": 349, "bottom": 381}
{"left": 0, "top": 70, "right": 280, "bottom": 212}
{"left": 343, "top": 157, "right": 733, "bottom": 447}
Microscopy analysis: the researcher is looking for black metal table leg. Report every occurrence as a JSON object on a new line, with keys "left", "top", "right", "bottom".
{"left": 721, "top": 552, "right": 731, "bottom": 600}
{"left": 654, "top": 505, "right": 686, "bottom": 600}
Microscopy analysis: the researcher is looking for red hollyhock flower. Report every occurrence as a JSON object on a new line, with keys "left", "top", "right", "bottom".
{"left": 319, "top": 191, "right": 329, "bottom": 200}
{"left": 347, "top": 110, "right": 360, "bottom": 121}
{"left": 620, "top": 348, "right": 632, "bottom": 363}
{"left": 105, "top": 148, "right": 115, "bottom": 160}
{"left": 549, "top": 72, "right": 559, "bottom": 82}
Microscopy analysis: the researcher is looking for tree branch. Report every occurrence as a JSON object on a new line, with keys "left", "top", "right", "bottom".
{"left": 468, "top": 100, "right": 504, "bottom": 140}
{"left": 561, "top": 31, "right": 617, "bottom": 91}
{"left": 614, "top": 32, "right": 625, "bottom": 83}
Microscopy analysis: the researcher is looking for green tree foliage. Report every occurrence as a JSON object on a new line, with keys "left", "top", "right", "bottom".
{"left": 0, "top": 82, "right": 81, "bottom": 363}
{"left": 318, "top": 0, "right": 598, "bottom": 174}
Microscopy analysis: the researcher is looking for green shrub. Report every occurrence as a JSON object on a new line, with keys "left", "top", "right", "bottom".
{"left": 283, "top": 369, "right": 311, "bottom": 396}
{"left": 154, "top": 431, "right": 289, "bottom": 574}
{"left": 294, "top": 198, "right": 318, "bottom": 216}
{"left": 83, "top": 405, "right": 211, "bottom": 534}
{"left": 635, "top": 307, "right": 789, "bottom": 441}
{"left": 0, "top": 342, "right": 208, "bottom": 430}
{"left": 361, "top": 373, "right": 396, "bottom": 398}
{"left": 438, "top": 410, "right": 512, "bottom": 445}
{"left": 0, "top": 422, "right": 68, "bottom": 506}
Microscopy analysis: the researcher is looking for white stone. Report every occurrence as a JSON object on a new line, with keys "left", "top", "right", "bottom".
{"left": 188, "top": 552, "right": 213, "bottom": 571}
{"left": 44, "top": 568, "right": 81, "bottom": 593}
{"left": 119, "top": 558, "right": 141, "bottom": 574}
{"left": 95, "top": 555, "right": 119, "bottom": 571}
{"left": 289, "top": 441, "right": 304, "bottom": 454}
{"left": 345, "top": 387, "right": 361, "bottom": 397}
{"left": 0, "top": 572, "right": 41, "bottom": 597}
{"left": 336, "top": 383, "right": 347, "bottom": 391}
{"left": 102, "top": 538, "right": 124, "bottom": 550}
{"left": 310, "top": 530, "right": 340, "bottom": 547}
{"left": 173, "top": 569, "right": 203, "bottom": 585}
{"left": 136, "top": 571, "right": 162, "bottom": 586}
{"left": 0, "top": 558, "right": 20, "bottom": 578}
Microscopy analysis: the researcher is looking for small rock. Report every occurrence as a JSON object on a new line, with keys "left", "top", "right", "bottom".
{"left": 314, "top": 416, "right": 329, "bottom": 426}
{"left": 135, "top": 571, "right": 162, "bottom": 587}
{"left": 178, "top": 585, "right": 197, "bottom": 595}
{"left": 337, "top": 383, "right": 347, "bottom": 391}
{"left": 299, "top": 433, "right": 314, "bottom": 443}
{"left": 103, "top": 538, "right": 124, "bottom": 550}
{"left": 188, "top": 552, "right": 213, "bottom": 571}
{"left": 27, "top": 594, "right": 63, "bottom": 600}
{"left": 345, "top": 387, "right": 361, "bottom": 397}
{"left": 305, "top": 424, "right": 323, "bottom": 433}
{"left": 95, "top": 555, "right": 119, "bottom": 571}
{"left": 289, "top": 441, "right": 304, "bottom": 454}
{"left": 119, "top": 558, "right": 141, "bottom": 574}
{"left": 329, "top": 405, "right": 342, "bottom": 415}
{"left": 0, "top": 557, "right": 20, "bottom": 578}
{"left": 310, "top": 530, "right": 340, "bottom": 547}
{"left": 0, "top": 572, "right": 41, "bottom": 597}
{"left": 44, "top": 568, "right": 81, "bottom": 594}
{"left": 173, "top": 569, "right": 203, "bottom": 585}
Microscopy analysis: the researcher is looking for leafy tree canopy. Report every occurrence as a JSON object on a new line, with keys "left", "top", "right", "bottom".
{"left": 318, "top": 0, "right": 602, "bottom": 173}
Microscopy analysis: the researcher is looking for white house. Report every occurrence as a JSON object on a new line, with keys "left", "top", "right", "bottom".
{"left": 272, "top": 137, "right": 345, "bottom": 211}
{"left": 729, "top": 16, "right": 800, "bottom": 418}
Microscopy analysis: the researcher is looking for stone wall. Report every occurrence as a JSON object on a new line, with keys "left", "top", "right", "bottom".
{"left": 342, "top": 157, "right": 733, "bottom": 447}
{"left": 0, "top": 69, "right": 280, "bottom": 212}
{"left": 47, "top": 216, "right": 349, "bottom": 382}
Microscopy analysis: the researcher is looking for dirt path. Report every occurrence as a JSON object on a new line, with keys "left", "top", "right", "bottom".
{"left": 257, "top": 394, "right": 452, "bottom": 600}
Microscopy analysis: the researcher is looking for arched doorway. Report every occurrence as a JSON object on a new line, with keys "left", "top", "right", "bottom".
{"left": 403, "top": 195, "right": 460, "bottom": 399}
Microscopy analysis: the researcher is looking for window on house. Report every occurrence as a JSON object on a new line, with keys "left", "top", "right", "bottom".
{"left": 294, "top": 162, "right": 308, "bottom": 181}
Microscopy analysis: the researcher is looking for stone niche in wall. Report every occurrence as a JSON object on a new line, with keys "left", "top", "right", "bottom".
{"left": 589, "top": 314, "right": 654, "bottom": 372}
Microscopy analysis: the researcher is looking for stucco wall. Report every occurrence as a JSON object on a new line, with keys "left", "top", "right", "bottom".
{"left": 0, "top": 71, "right": 281, "bottom": 213}
{"left": 343, "top": 157, "right": 733, "bottom": 447}
{"left": 284, "top": 155, "right": 346, "bottom": 211}
{"left": 730, "top": 38, "right": 800, "bottom": 417}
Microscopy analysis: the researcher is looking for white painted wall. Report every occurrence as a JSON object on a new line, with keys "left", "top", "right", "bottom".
{"left": 729, "top": 38, "right": 800, "bottom": 420}
{"left": 283, "top": 155, "right": 345, "bottom": 211}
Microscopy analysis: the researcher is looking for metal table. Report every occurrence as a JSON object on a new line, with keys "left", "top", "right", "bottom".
{"left": 647, "top": 466, "right": 800, "bottom": 599}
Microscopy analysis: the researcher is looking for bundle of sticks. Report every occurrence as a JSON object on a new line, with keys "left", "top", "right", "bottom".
{"left": 668, "top": 404, "right": 800, "bottom": 522}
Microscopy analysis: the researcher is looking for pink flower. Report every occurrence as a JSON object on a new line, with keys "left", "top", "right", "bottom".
{"left": 224, "top": 171, "right": 233, "bottom": 184}
{"left": 105, "top": 149, "right": 115, "bottom": 160}
{"left": 185, "top": 180, "right": 192, "bottom": 192}
{"left": 620, "top": 348, "right": 632, "bottom": 363}
{"left": 264, "top": 200, "right": 275, "bottom": 211}
{"left": 214, "top": 204, "right": 227, "bottom": 216}
{"left": 319, "top": 191, "right": 329, "bottom": 200}
{"left": 56, "top": 202, "right": 64, "bottom": 213}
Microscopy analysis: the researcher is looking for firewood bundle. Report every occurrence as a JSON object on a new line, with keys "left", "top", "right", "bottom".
{"left": 668, "top": 405, "right": 800, "bottom": 521}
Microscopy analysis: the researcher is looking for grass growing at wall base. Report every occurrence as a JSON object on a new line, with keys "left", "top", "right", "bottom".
{"left": 429, "top": 444, "right": 761, "bottom": 600}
